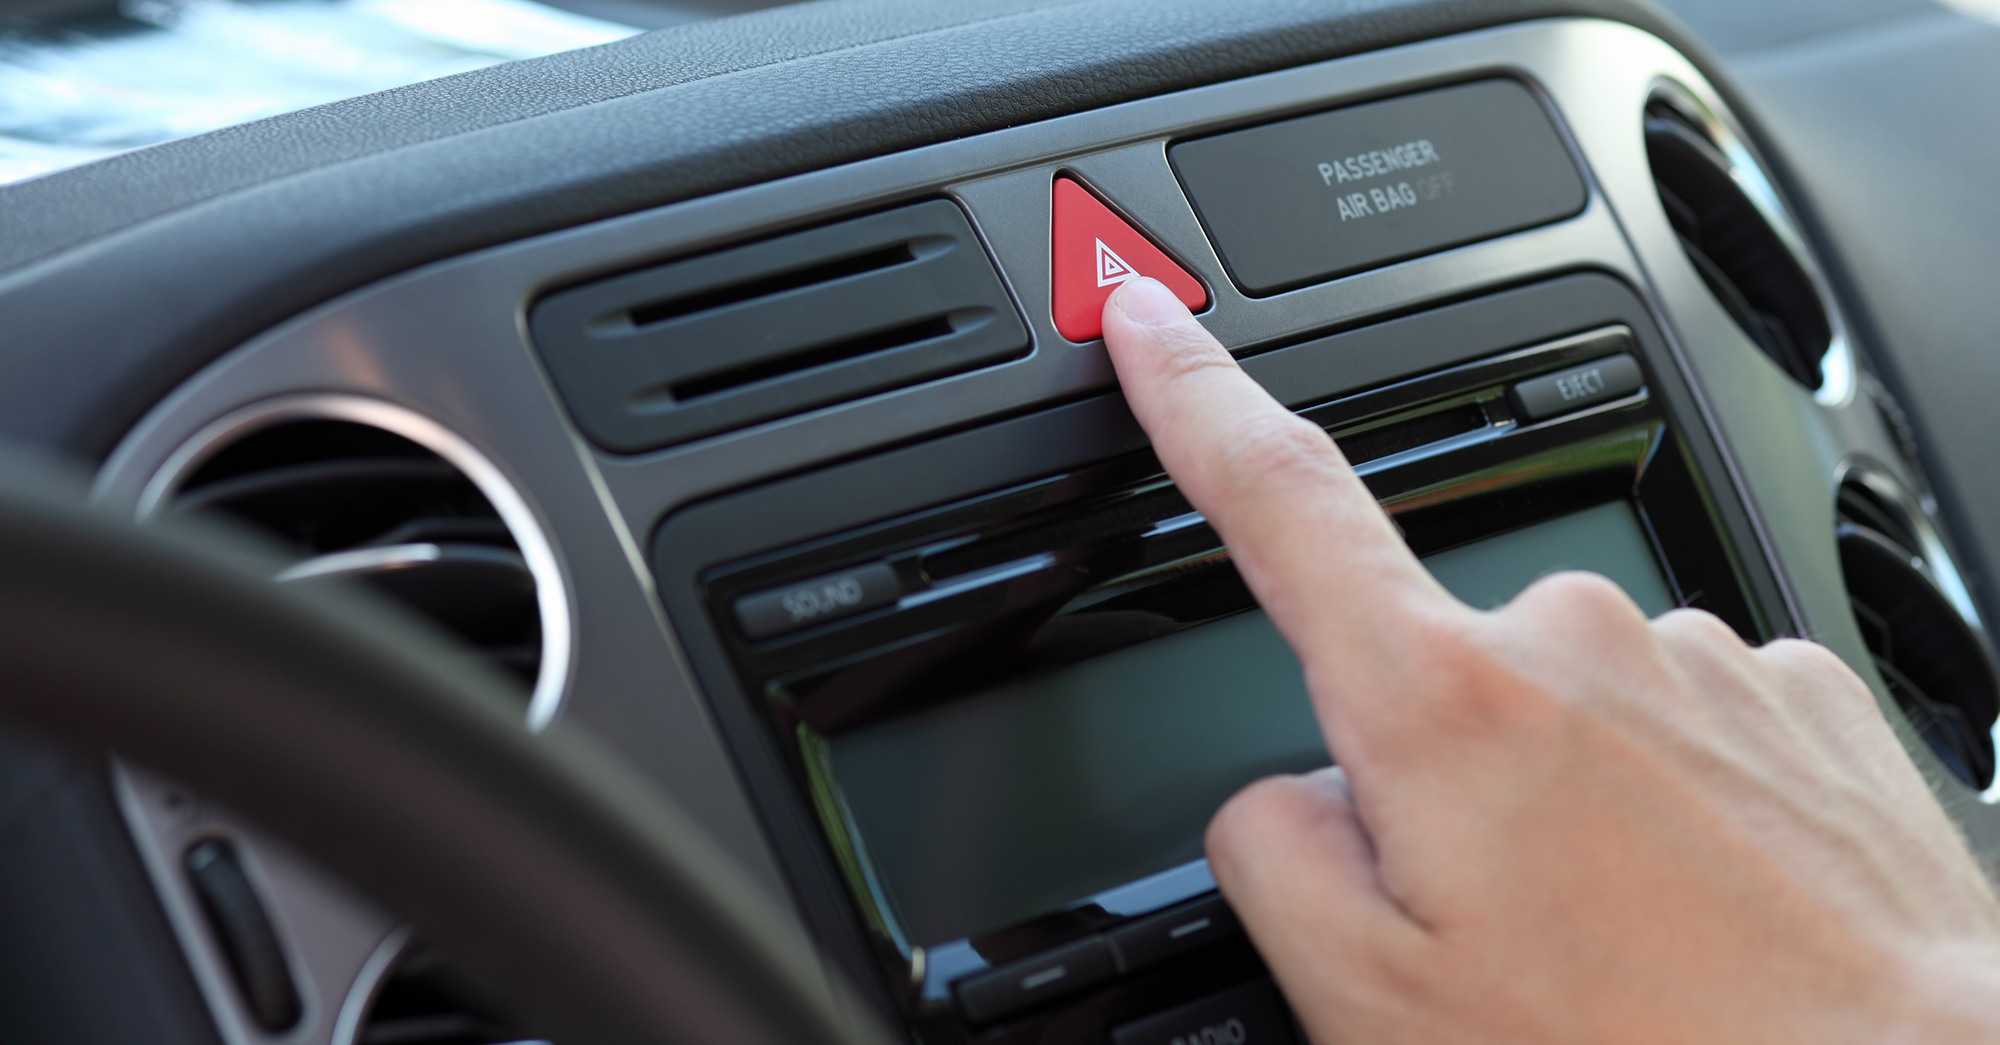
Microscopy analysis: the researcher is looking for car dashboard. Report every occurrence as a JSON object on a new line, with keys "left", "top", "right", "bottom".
{"left": 6, "top": 2, "right": 2000, "bottom": 1044}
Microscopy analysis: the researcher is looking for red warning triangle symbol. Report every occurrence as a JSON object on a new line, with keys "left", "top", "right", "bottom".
{"left": 1051, "top": 176, "right": 1207, "bottom": 343}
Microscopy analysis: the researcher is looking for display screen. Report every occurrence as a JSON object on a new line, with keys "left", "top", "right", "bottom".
{"left": 827, "top": 501, "right": 1675, "bottom": 946}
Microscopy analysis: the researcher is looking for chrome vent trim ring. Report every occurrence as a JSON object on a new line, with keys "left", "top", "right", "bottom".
{"left": 330, "top": 927, "right": 411, "bottom": 1045}
{"left": 1838, "top": 462, "right": 2000, "bottom": 799}
{"left": 135, "top": 394, "right": 574, "bottom": 731}
{"left": 1648, "top": 79, "right": 1856, "bottom": 408}
{"left": 1842, "top": 465, "right": 1987, "bottom": 649}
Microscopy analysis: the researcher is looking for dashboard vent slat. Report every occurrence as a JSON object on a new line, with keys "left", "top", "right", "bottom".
{"left": 625, "top": 241, "right": 916, "bottom": 328}
{"left": 530, "top": 200, "right": 1030, "bottom": 453}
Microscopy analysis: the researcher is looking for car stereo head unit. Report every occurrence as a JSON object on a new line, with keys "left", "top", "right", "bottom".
{"left": 654, "top": 273, "right": 1782, "bottom": 1045}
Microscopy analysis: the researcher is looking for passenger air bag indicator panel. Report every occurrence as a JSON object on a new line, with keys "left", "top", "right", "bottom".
{"left": 1170, "top": 79, "right": 1587, "bottom": 295}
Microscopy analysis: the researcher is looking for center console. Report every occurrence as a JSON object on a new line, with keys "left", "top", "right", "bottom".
{"left": 654, "top": 274, "right": 1779, "bottom": 1044}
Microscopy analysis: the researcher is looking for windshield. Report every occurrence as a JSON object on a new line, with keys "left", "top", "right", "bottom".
{"left": 0, "top": 0, "right": 783, "bottom": 185}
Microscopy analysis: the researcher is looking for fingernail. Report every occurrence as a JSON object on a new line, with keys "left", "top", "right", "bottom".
{"left": 1110, "top": 277, "right": 1188, "bottom": 327}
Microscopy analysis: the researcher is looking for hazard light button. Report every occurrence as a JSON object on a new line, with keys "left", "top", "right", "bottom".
{"left": 1051, "top": 176, "right": 1208, "bottom": 343}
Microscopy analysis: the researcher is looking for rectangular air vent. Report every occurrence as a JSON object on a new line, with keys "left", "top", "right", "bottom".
{"left": 530, "top": 201, "right": 1031, "bottom": 453}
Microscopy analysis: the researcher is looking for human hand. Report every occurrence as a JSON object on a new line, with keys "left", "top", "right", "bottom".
{"left": 1099, "top": 276, "right": 2000, "bottom": 1044}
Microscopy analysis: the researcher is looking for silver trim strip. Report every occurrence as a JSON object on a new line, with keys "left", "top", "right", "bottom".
{"left": 277, "top": 543, "right": 444, "bottom": 582}
{"left": 1838, "top": 461, "right": 2000, "bottom": 804}
{"left": 328, "top": 927, "right": 410, "bottom": 1045}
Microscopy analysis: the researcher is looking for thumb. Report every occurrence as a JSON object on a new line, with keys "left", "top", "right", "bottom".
{"left": 1207, "top": 769, "right": 1418, "bottom": 1019}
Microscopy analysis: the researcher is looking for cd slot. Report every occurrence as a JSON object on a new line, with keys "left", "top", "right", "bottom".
{"left": 1339, "top": 399, "right": 1495, "bottom": 465}
{"left": 921, "top": 395, "right": 1502, "bottom": 586}
{"left": 923, "top": 483, "right": 1193, "bottom": 581}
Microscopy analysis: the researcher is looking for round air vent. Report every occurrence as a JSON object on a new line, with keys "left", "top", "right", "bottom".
{"left": 1644, "top": 90, "right": 1837, "bottom": 392}
{"left": 142, "top": 397, "right": 570, "bottom": 728}
{"left": 1836, "top": 471, "right": 1999, "bottom": 791}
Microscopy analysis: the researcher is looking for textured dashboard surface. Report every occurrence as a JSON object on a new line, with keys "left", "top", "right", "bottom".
{"left": 0, "top": 0, "right": 1722, "bottom": 464}
{"left": 1653, "top": 0, "right": 1938, "bottom": 51}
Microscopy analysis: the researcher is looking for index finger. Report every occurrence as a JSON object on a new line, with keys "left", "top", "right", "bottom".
{"left": 1100, "top": 278, "right": 1461, "bottom": 723}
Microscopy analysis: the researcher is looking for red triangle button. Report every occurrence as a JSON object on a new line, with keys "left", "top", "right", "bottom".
{"left": 1051, "top": 176, "right": 1208, "bottom": 343}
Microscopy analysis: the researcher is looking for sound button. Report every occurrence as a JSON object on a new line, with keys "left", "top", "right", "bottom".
{"left": 733, "top": 562, "right": 900, "bottom": 639}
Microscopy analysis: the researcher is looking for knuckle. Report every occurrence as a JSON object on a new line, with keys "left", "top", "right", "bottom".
{"left": 1758, "top": 636, "right": 1861, "bottom": 685}
{"left": 1652, "top": 609, "right": 1762, "bottom": 685}
{"left": 1145, "top": 325, "right": 1237, "bottom": 382}
{"left": 1213, "top": 413, "right": 1339, "bottom": 488}
{"left": 1508, "top": 569, "right": 1642, "bottom": 621}
{"left": 1382, "top": 609, "right": 1547, "bottom": 734}
{"left": 1207, "top": 775, "right": 1334, "bottom": 857}
{"left": 1520, "top": 572, "right": 1668, "bottom": 651}
{"left": 1146, "top": 352, "right": 1238, "bottom": 401}
{"left": 1493, "top": 572, "right": 1657, "bottom": 668}
{"left": 1653, "top": 606, "right": 1744, "bottom": 647}
{"left": 1752, "top": 639, "right": 1886, "bottom": 732}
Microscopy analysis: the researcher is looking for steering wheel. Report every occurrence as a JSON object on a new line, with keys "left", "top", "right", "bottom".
{"left": 0, "top": 473, "right": 888, "bottom": 1045}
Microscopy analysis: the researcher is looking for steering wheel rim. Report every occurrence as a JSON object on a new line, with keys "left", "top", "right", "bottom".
{"left": 0, "top": 473, "right": 888, "bottom": 1045}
